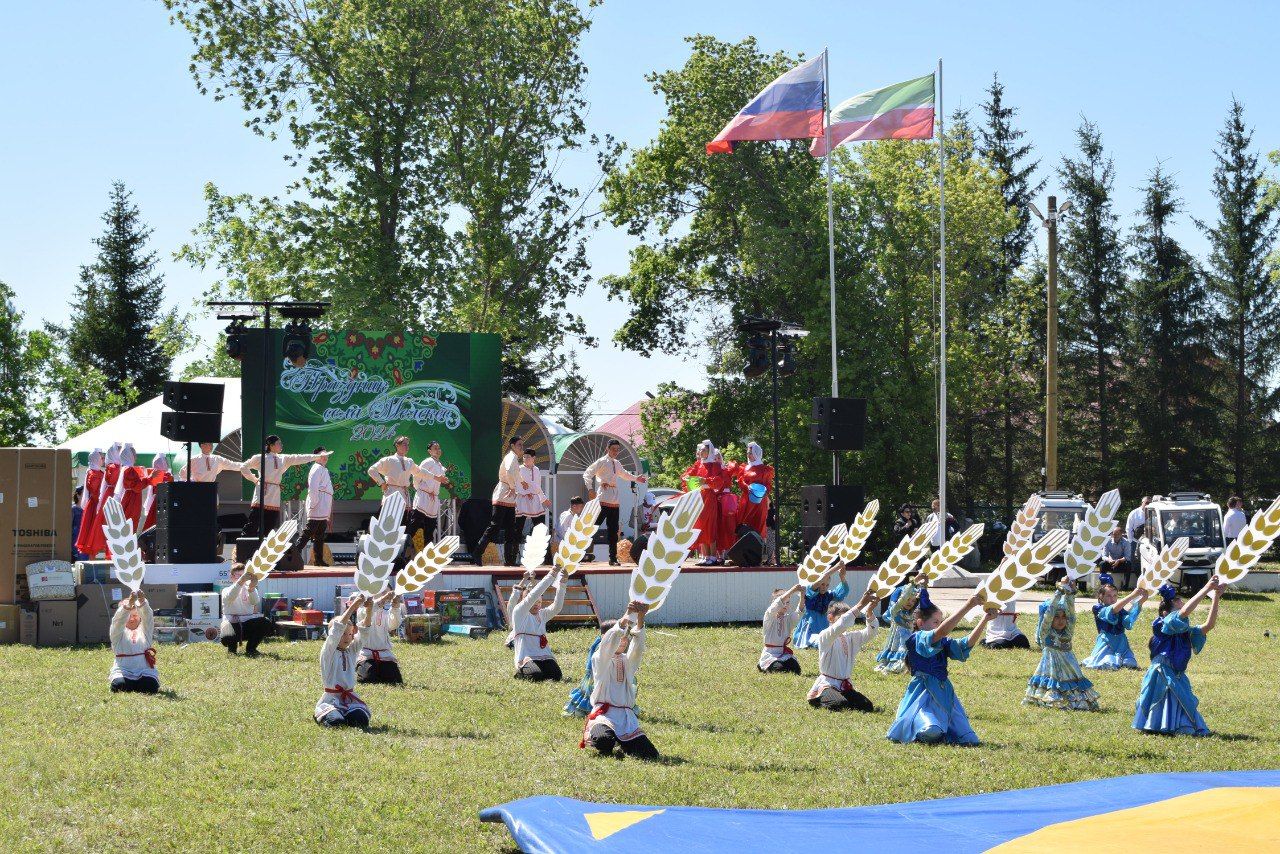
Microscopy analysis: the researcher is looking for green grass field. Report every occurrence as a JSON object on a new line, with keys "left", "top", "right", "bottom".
{"left": 1, "top": 592, "right": 1277, "bottom": 852}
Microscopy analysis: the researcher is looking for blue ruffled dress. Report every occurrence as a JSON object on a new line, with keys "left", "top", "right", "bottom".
{"left": 886, "top": 630, "right": 979, "bottom": 745}
{"left": 874, "top": 583, "right": 921, "bottom": 674}
{"left": 793, "top": 581, "right": 849, "bottom": 649}
{"left": 563, "top": 635, "right": 601, "bottom": 717}
{"left": 1024, "top": 584, "right": 1100, "bottom": 710}
{"left": 1133, "top": 613, "right": 1210, "bottom": 736}
{"left": 1081, "top": 602, "right": 1141, "bottom": 669}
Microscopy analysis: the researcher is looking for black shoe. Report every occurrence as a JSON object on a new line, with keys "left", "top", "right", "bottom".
{"left": 471, "top": 541, "right": 487, "bottom": 566}
{"left": 609, "top": 560, "right": 621, "bottom": 567}
{"left": 245, "top": 649, "right": 261, "bottom": 658}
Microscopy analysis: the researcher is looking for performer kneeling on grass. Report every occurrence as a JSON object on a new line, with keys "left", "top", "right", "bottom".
{"left": 1023, "top": 578, "right": 1100, "bottom": 711}
{"left": 510, "top": 565, "right": 566, "bottom": 681}
{"left": 316, "top": 595, "right": 371, "bottom": 728}
{"left": 221, "top": 564, "right": 272, "bottom": 657}
{"left": 1132, "top": 578, "right": 1223, "bottom": 737}
{"left": 808, "top": 593, "right": 879, "bottom": 710}
{"left": 1081, "top": 574, "right": 1147, "bottom": 670}
{"left": 110, "top": 590, "right": 158, "bottom": 694}
{"left": 581, "top": 602, "right": 658, "bottom": 760}
{"left": 887, "top": 594, "right": 995, "bottom": 745}
{"left": 759, "top": 584, "right": 803, "bottom": 674}
{"left": 875, "top": 573, "right": 929, "bottom": 674}
{"left": 357, "top": 589, "right": 405, "bottom": 685}
{"left": 979, "top": 595, "right": 1030, "bottom": 650}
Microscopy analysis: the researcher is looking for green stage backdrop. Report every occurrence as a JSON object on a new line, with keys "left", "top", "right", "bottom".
{"left": 241, "top": 330, "right": 501, "bottom": 505}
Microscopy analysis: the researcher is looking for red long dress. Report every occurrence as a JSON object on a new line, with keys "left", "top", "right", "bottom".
{"left": 143, "top": 469, "right": 173, "bottom": 530}
{"left": 732, "top": 462, "right": 774, "bottom": 539}
{"left": 118, "top": 466, "right": 149, "bottom": 532}
{"left": 74, "top": 468, "right": 105, "bottom": 556}
{"left": 681, "top": 460, "right": 722, "bottom": 551}
{"left": 80, "top": 462, "right": 121, "bottom": 558}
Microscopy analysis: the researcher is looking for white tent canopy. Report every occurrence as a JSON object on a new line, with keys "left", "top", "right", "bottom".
{"left": 59, "top": 377, "right": 242, "bottom": 467}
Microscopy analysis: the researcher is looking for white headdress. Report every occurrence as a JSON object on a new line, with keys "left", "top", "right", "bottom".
{"left": 747, "top": 441, "right": 764, "bottom": 466}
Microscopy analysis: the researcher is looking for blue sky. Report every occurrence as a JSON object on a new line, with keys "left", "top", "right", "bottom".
{"left": 3, "top": 1, "right": 1277, "bottom": 421}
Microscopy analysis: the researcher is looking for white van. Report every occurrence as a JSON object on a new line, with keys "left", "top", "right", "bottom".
{"left": 1144, "top": 492, "right": 1224, "bottom": 590}
{"left": 1033, "top": 490, "right": 1090, "bottom": 576}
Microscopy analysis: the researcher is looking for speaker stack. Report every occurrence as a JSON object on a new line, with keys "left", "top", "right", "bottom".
{"left": 800, "top": 484, "right": 867, "bottom": 551}
{"left": 809, "top": 397, "right": 867, "bottom": 451}
{"left": 159, "top": 381, "right": 225, "bottom": 563}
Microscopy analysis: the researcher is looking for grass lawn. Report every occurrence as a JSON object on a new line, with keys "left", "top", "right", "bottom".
{"left": 1, "top": 591, "right": 1277, "bottom": 852}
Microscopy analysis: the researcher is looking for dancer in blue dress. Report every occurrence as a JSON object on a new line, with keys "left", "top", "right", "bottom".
{"left": 1081, "top": 574, "right": 1148, "bottom": 670}
{"left": 874, "top": 574, "right": 929, "bottom": 674}
{"left": 887, "top": 592, "right": 995, "bottom": 745}
{"left": 1024, "top": 579, "right": 1100, "bottom": 710}
{"left": 1133, "top": 578, "right": 1222, "bottom": 737}
{"left": 792, "top": 565, "right": 849, "bottom": 649}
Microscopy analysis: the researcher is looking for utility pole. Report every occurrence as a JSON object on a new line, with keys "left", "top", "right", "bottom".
{"left": 1030, "top": 196, "right": 1071, "bottom": 492}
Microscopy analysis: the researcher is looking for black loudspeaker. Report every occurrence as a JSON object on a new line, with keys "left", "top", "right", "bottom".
{"left": 726, "top": 529, "right": 765, "bottom": 567}
{"left": 631, "top": 533, "right": 650, "bottom": 562}
{"left": 156, "top": 482, "right": 218, "bottom": 526}
{"left": 163, "top": 381, "right": 225, "bottom": 414}
{"left": 800, "top": 484, "right": 866, "bottom": 528}
{"left": 161, "top": 411, "right": 223, "bottom": 443}
{"left": 157, "top": 526, "right": 220, "bottom": 564}
{"left": 810, "top": 397, "right": 867, "bottom": 450}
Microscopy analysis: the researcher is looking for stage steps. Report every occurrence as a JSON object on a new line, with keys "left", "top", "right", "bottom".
{"left": 494, "top": 573, "right": 599, "bottom": 628}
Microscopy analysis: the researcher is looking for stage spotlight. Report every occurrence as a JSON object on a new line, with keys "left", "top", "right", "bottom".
{"left": 743, "top": 335, "right": 770, "bottom": 379}
{"left": 282, "top": 320, "right": 312, "bottom": 368}
{"left": 224, "top": 320, "right": 245, "bottom": 361}
{"left": 777, "top": 341, "right": 796, "bottom": 378}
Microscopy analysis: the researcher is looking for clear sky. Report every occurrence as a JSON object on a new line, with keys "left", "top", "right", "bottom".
{"left": 3, "top": 1, "right": 1277, "bottom": 423}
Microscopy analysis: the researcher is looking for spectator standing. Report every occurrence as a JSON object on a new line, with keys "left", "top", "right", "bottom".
{"left": 1222, "top": 497, "right": 1247, "bottom": 545}
{"left": 1126, "top": 497, "right": 1150, "bottom": 541}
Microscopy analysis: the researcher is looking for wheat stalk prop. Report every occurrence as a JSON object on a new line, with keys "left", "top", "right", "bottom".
{"left": 1063, "top": 489, "right": 1121, "bottom": 580}
{"left": 1005, "top": 495, "right": 1043, "bottom": 557}
{"left": 979, "top": 528, "right": 1070, "bottom": 608}
{"left": 555, "top": 498, "right": 602, "bottom": 575}
{"left": 838, "top": 500, "right": 879, "bottom": 565}
{"left": 630, "top": 490, "right": 703, "bottom": 611}
{"left": 1139, "top": 537, "right": 1188, "bottom": 590}
{"left": 867, "top": 518, "right": 938, "bottom": 599}
{"left": 395, "top": 536, "right": 461, "bottom": 595}
{"left": 354, "top": 492, "right": 406, "bottom": 596}
{"left": 796, "top": 524, "right": 848, "bottom": 586}
{"left": 918, "top": 523, "right": 985, "bottom": 583}
{"left": 1215, "top": 496, "right": 1280, "bottom": 584}
{"left": 521, "top": 523, "right": 551, "bottom": 572}
{"left": 243, "top": 520, "right": 299, "bottom": 582}
{"left": 101, "top": 497, "right": 145, "bottom": 592}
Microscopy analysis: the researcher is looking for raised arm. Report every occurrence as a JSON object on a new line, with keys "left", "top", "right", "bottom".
{"left": 139, "top": 596, "right": 154, "bottom": 645}
{"left": 1179, "top": 578, "right": 1217, "bottom": 619}
{"left": 544, "top": 569, "right": 567, "bottom": 619}
{"left": 109, "top": 594, "right": 135, "bottom": 645}
{"left": 626, "top": 603, "right": 649, "bottom": 668}
{"left": 933, "top": 593, "right": 983, "bottom": 639}
{"left": 1200, "top": 578, "right": 1223, "bottom": 633}
{"left": 513, "top": 569, "right": 557, "bottom": 619}
{"left": 387, "top": 596, "right": 405, "bottom": 632}
{"left": 965, "top": 608, "right": 996, "bottom": 648}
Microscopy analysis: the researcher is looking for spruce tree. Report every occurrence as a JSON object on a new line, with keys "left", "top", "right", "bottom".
{"left": 0, "top": 281, "right": 41, "bottom": 444}
{"left": 1200, "top": 100, "right": 1280, "bottom": 496}
{"left": 1058, "top": 120, "right": 1127, "bottom": 492}
{"left": 64, "top": 182, "right": 170, "bottom": 399}
{"left": 550, "top": 352, "right": 596, "bottom": 431}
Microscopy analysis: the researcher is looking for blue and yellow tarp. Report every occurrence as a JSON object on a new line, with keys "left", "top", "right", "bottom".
{"left": 480, "top": 770, "right": 1280, "bottom": 852}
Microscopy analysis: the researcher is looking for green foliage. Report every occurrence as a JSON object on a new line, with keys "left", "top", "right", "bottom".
{"left": 27, "top": 328, "right": 141, "bottom": 442}
{"left": 0, "top": 593, "right": 1276, "bottom": 850}
{"left": 0, "top": 282, "right": 44, "bottom": 445}
{"left": 164, "top": 0, "right": 615, "bottom": 398}
{"left": 549, "top": 351, "right": 596, "bottom": 431}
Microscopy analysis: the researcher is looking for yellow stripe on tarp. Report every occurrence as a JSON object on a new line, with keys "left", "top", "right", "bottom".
{"left": 584, "top": 809, "right": 665, "bottom": 841}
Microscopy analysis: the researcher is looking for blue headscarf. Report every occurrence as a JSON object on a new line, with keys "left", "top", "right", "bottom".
{"left": 1098, "top": 573, "right": 1115, "bottom": 587}
{"left": 1158, "top": 583, "right": 1177, "bottom": 603}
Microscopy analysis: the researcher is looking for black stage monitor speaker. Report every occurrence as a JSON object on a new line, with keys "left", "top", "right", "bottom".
{"left": 161, "top": 411, "right": 223, "bottom": 443}
{"left": 810, "top": 397, "right": 867, "bottom": 451}
{"left": 156, "top": 525, "right": 220, "bottom": 564}
{"left": 726, "top": 528, "right": 765, "bottom": 567}
{"left": 163, "top": 380, "right": 225, "bottom": 414}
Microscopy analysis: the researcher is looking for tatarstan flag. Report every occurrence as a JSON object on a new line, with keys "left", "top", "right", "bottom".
{"left": 810, "top": 74, "right": 935, "bottom": 157}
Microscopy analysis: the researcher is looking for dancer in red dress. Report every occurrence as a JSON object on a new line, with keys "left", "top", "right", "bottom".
{"left": 74, "top": 449, "right": 107, "bottom": 557}
{"left": 115, "top": 444, "right": 148, "bottom": 536}
{"left": 731, "top": 441, "right": 774, "bottom": 540}
{"left": 81, "top": 443, "right": 123, "bottom": 558}
{"left": 142, "top": 455, "right": 174, "bottom": 531}
{"left": 681, "top": 440, "right": 724, "bottom": 565}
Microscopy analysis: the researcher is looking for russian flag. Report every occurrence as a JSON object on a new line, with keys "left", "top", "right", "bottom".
{"left": 706, "top": 55, "right": 825, "bottom": 154}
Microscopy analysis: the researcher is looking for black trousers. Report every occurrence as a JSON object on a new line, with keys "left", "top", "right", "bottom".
{"left": 405, "top": 511, "right": 438, "bottom": 549}
{"left": 601, "top": 504, "right": 620, "bottom": 562}
{"left": 760, "top": 657, "right": 802, "bottom": 675}
{"left": 317, "top": 707, "right": 370, "bottom": 728}
{"left": 587, "top": 723, "right": 660, "bottom": 760}
{"left": 515, "top": 657, "right": 563, "bottom": 682}
{"left": 295, "top": 519, "right": 329, "bottom": 566}
{"left": 809, "top": 686, "right": 875, "bottom": 712}
{"left": 477, "top": 504, "right": 520, "bottom": 566}
{"left": 222, "top": 617, "right": 272, "bottom": 654}
{"left": 357, "top": 658, "right": 403, "bottom": 684}
{"left": 982, "top": 634, "right": 1030, "bottom": 649}
{"left": 111, "top": 675, "right": 159, "bottom": 694}
{"left": 242, "top": 506, "right": 282, "bottom": 538}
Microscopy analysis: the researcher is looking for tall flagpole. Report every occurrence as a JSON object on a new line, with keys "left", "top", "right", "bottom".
{"left": 823, "top": 47, "right": 839, "bottom": 483}
{"left": 936, "top": 58, "right": 947, "bottom": 541}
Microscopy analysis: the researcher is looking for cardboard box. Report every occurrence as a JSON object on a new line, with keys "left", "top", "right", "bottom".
{"left": 1, "top": 448, "right": 74, "bottom": 602}
{"left": 185, "top": 619, "right": 221, "bottom": 643}
{"left": 19, "top": 605, "right": 37, "bottom": 644}
{"left": 180, "top": 592, "right": 221, "bottom": 621}
{"left": 0, "top": 603, "right": 19, "bottom": 643}
{"left": 37, "top": 600, "right": 77, "bottom": 646}
{"left": 75, "top": 583, "right": 181, "bottom": 645}
{"left": 76, "top": 561, "right": 113, "bottom": 584}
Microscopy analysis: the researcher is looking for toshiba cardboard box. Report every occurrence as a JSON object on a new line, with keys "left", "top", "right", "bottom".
{"left": 76, "top": 582, "right": 180, "bottom": 645}
{"left": 1, "top": 448, "right": 73, "bottom": 603}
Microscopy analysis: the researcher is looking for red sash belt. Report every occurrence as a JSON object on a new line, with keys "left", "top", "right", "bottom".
{"left": 117, "top": 648, "right": 157, "bottom": 668}
{"left": 766, "top": 642, "right": 795, "bottom": 656}
{"left": 365, "top": 647, "right": 390, "bottom": 661}
{"left": 517, "top": 632, "right": 548, "bottom": 649}
{"left": 579, "top": 702, "right": 634, "bottom": 749}
{"left": 325, "top": 685, "right": 364, "bottom": 706}
{"left": 821, "top": 672, "right": 853, "bottom": 693}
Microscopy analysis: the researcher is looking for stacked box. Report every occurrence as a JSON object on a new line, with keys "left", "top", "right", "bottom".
{"left": 37, "top": 601, "right": 77, "bottom": 646}
{"left": 185, "top": 619, "right": 221, "bottom": 642}
{"left": 435, "top": 591, "right": 463, "bottom": 622}
{"left": 76, "top": 561, "right": 113, "bottom": 584}
{"left": 18, "top": 605, "right": 37, "bottom": 645}
{"left": 334, "top": 584, "right": 358, "bottom": 615}
{"left": 403, "top": 613, "right": 443, "bottom": 643}
{"left": 76, "top": 583, "right": 180, "bottom": 645}
{"left": 455, "top": 587, "right": 491, "bottom": 628}
{"left": 0, "top": 448, "right": 74, "bottom": 604}
{"left": 27, "top": 562, "right": 77, "bottom": 601}
{"left": 0, "top": 603, "right": 19, "bottom": 643}
{"left": 180, "top": 592, "right": 221, "bottom": 621}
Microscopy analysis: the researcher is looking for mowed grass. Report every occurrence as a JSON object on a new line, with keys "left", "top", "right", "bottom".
{"left": 1, "top": 592, "right": 1278, "bottom": 852}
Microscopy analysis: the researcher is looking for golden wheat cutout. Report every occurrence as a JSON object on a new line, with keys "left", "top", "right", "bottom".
{"left": 838, "top": 500, "right": 879, "bottom": 565}
{"left": 867, "top": 517, "right": 938, "bottom": 599}
{"left": 1216, "top": 496, "right": 1280, "bottom": 584}
{"left": 396, "top": 536, "right": 460, "bottom": 595}
{"left": 355, "top": 492, "right": 406, "bottom": 596}
{"left": 244, "top": 520, "right": 300, "bottom": 582}
{"left": 101, "top": 497, "right": 145, "bottom": 592}
{"left": 979, "top": 528, "right": 1070, "bottom": 607}
{"left": 632, "top": 490, "right": 703, "bottom": 611}
{"left": 1005, "top": 495, "right": 1043, "bottom": 557}
{"left": 918, "top": 523, "right": 985, "bottom": 583}
{"left": 555, "top": 498, "right": 602, "bottom": 576}
{"left": 1063, "top": 489, "right": 1121, "bottom": 580}
{"left": 797, "top": 523, "right": 848, "bottom": 586}
{"left": 1139, "top": 537, "right": 1188, "bottom": 590}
